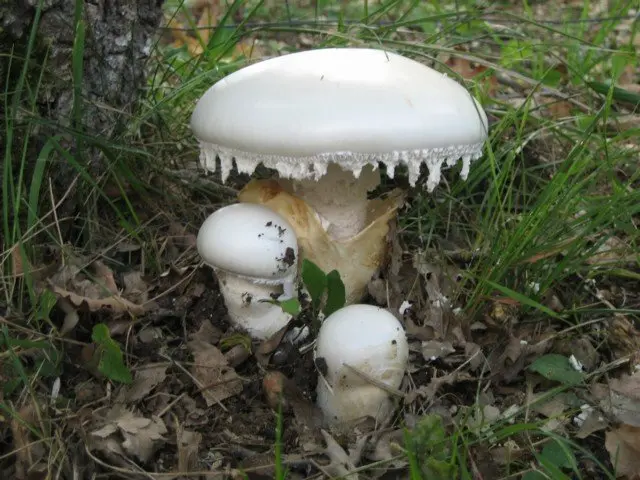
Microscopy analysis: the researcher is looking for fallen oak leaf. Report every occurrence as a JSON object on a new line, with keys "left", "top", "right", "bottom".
{"left": 177, "top": 427, "right": 202, "bottom": 473}
{"left": 320, "top": 429, "right": 359, "bottom": 480}
{"left": 187, "top": 340, "right": 243, "bottom": 407}
{"left": 118, "top": 364, "right": 168, "bottom": 403}
{"left": 11, "top": 404, "right": 47, "bottom": 479}
{"left": 89, "top": 405, "right": 167, "bottom": 463}
{"left": 609, "top": 369, "right": 640, "bottom": 401}
{"left": 50, "top": 283, "right": 146, "bottom": 316}
{"left": 405, "top": 371, "right": 475, "bottom": 404}
{"left": 93, "top": 260, "right": 119, "bottom": 295}
{"left": 605, "top": 424, "right": 640, "bottom": 479}
{"left": 262, "top": 371, "right": 323, "bottom": 428}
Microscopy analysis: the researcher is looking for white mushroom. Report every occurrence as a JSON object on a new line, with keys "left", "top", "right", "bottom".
{"left": 314, "top": 304, "right": 409, "bottom": 426}
{"left": 196, "top": 203, "right": 298, "bottom": 339}
{"left": 191, "top": 47, "right": 488, "bottom": 241}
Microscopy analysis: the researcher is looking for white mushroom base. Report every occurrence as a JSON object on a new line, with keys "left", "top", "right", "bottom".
{"left": 216, "top": 270, "right": 293, "bottom": 339}
{"left": 316, "top": 381, "right": 396, "bottom": 426}
{"left": 313, "top": 305, "right": 409, "bottom": 427}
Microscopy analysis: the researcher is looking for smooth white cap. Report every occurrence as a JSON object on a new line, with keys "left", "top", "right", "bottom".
{"left": 191, "top": 48, "right": 489, "bottom": 189}
{"left": 314, "top": 304, "right": 409, "bottom": 425}
{"left": 197, "top": 203, "right": 298, "bottom": 284}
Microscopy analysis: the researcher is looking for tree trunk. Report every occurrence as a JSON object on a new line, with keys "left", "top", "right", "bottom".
{"left": 1, "top": 0, "right": 164, "bottom": 232}
{"left": 2, "top": 0, "right": 163, "bottom": 137}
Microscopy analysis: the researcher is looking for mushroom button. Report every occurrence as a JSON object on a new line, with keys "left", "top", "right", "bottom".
{"left": 314, "top": 304, "right": 409, "bottom": 426}
{"left": 196, "top": 203, "right": 298, "bottom": 339}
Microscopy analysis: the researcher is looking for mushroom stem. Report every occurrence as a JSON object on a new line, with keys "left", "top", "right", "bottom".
{"left": 280, "top": 164, "right": 381, "bottom": 240}
{"left": 215, "top": 270, "right": 293, "bottom": 339}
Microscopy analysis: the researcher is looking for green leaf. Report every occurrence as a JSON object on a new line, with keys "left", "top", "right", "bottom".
{"left": 219, "top": 333, "right": 252, "bottom": 352}
{"left": 541, "top": 69, "right": 563, "bottom": 88}
{"left": 35, "top": 344, "right": 63, "bottom": 377}
{"left": 323, "top": 270, "right": 346, "bottom": 317}
{"left": 501, "top": 40, "right": 534, "bottom": 68}
{"left": 528, "top": 354, "right": 584, "bottom": 386}
{"left": 301, "top": 259, "right": 327, "bottom": 309}
{"left": 91, "top": 324, "right": 132, "bottom": 384}
{"left": 484, "top": 280, "right": 561, "bottom": 318}
{"left": 522, "top": 472, "right": 547, "bottom": 480}
{"left": 34, "top": 289, "right": 58, "bottom": 323}
{"left": 422, "top": 458, "right": 457, "bottom": 480}
{"left": 537, "top": 455, "right": 572, "bottom": 480}
{"left": 587, "top": 81, "right": 640, "bottom": 108}
{"left": 279, "top": 297, "right": 302, "bottom": 316}
{"left": 540, "top": 439, "right": 576, "bottom": 470}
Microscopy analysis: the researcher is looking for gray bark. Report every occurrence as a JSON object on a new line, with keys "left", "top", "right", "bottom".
{"left": 1, "top": 0, "right": 164, "bottom": 226}
{"left": 2, "top": 0, "right": 163, "bottom": 139}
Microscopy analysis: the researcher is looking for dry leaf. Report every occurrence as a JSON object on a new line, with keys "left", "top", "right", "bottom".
{"left": 490, "top": 440, "right": 525, "bottom": 466}
{"left": 11, "top": 405, "right": 46, "bottom": 479}
{"left": 177, "top": 427, "right": 202, "bottom": 472}
{"left": 405, "top": 371, "right": 475, "bottom": 404}
{"left": 44, "top": 258, "right": 149, "bottom": 329}
{"left": 609, "top": 370, "right": 640, "bottom": 401}
{"left": 422, "top": 340, "right": 455, "bottom": 360}
{"left": 9, "top": 244, "right": 30, "bottom": 277}
{"left": 530, "top": 392, "right": 572, "bottom": 419}
{"left": 224, "top": 344, "right": 251, "bottom": 368}
{"left": 239, "top": 179, "right": 404, "bottom": 304}
{"left": 605, "top": 424, "right": 640, "bottom": 479}
{"left": 321, "top": 429, "right": 359, "bottom": 480}
{"left": 50, "top": 284, "right": 146, "bottom": 316}
{"left": 138, "top": 327, "right": 163, "bottom": 344}
{"left": 90, "top": 405, "right": 167, "bottom": 463}
{"left": 188, "top": 340, "right": 243, "bottom": 406}
{"left": 93, "top": 260, "right": 119, "bottom": 294}
{"left": 488, "top": 336, "right": 550, "bottom": 382}
{"left": 255, "top": 323, "right": 290, "bottom": 366}
{"left": 58, "top": 296, "right": 80, "bottom": 335}
{"left": 575, "top": 409, "right": 608, "bottom": 439}
{"left": 592, "top": 381, "right": 640, "bottom": 427}
{"left": 189, "top": 320, "right": 222, "bottom": 345}
{"left": 122, "top": 270, "right": 148, "bottom": 304}
{"left": 119, "top": 364, "right": 168, "bottom": 403}
{"left": 262, "top": 371, "right": 322, "bottom": 429}
{"left": 444, "top": 54, "right": 498, "bottom": 96}
{"left": 368, "top": 429, "right": 407, "bottom": 468}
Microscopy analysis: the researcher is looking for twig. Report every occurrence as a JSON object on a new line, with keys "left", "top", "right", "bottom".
{"left": 158, "top": 352, "right": 228, "bottom": 412}
{"left": 342, "top": 363, "right": 405, "bottom": 398}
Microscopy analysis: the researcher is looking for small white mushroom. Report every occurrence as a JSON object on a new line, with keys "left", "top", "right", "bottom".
{"left": 314, "top": 304, "right": 409, "bottom": 426}
{"left": 196, "top": 203, "right": 298, "bottom": 339}
{"left": 191, "top": 47, "right": 488, "bottom": 241}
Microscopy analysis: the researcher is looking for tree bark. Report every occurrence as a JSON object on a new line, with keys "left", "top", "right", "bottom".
{"left": 2, "top": 0, "right": 163, "bottom": 140}
{"left": 1, "top": 0, "right": 164, "bottom": 229}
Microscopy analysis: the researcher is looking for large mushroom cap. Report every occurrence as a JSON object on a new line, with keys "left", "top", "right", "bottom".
{"left": 191, "top": 47, "right": 489, "bottom": 189}
{"left": 197, "top": 203, "right": 298, "bottom": 284}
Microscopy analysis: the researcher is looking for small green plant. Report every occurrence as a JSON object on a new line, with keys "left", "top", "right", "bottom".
{"left": 0, "top": 331, "right": 62, "bottom": 396}
{"left": 528, "top": 354, "right": 585, "bottom": 386}
{"left": 91, "top": 323, "right": 132, "bottom": 384}
{"left": 274, "top": 401, "right": 287, "bottom": 480}
{"left": 268, "top": 259, "right": 346, "bottom": 321}
{"left": 300, "top": 259, "right": 346, "bottom": 317}
{"left": 0, "top": 290, "right": 62, "bottom": 396}
{"left": 405, "top": 414, "right": 458, "bottom": 480}
{"left": 523, "top": 437, "right": 579, "bottom": 480}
